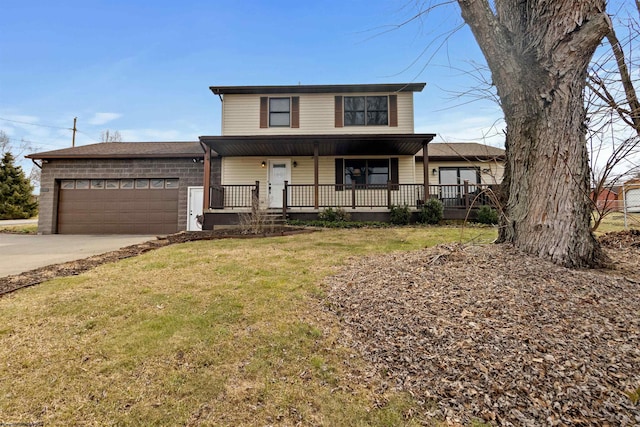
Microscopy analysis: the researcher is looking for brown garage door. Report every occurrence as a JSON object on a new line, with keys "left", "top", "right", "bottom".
{"left": 57, "top": 179, "right": 179, "bottom": 234}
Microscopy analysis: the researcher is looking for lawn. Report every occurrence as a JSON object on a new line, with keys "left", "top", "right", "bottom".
{"left": 593, "top": 212, "right": 640, "bottom": 235}
{"left": 0, "top": 223, "right": 38, "bottom": 234}
{"left": 0, "top": 226, "right": 497, "bottom": 426}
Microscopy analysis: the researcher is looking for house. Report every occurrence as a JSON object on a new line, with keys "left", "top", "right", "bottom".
{"left": 198, "top": 83, "right": 504, "bottom": 226}
{"left": 27, "top": 82, "right": 505, "bottom": 234}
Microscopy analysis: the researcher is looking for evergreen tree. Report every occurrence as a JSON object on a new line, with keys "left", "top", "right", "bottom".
{"left": 0, "top": 152, "right": 38, "bottom": 219}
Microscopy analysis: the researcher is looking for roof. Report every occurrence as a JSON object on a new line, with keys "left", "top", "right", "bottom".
{"left": 210, "top": 83, "right": 426, "bottom": 96}
{"left": 417, "top": 142, "right": 505, "bottom": 160}
{"left": 26, "top": 141, "right": 206, "bottom": 160}
{"left": 199, "top": 134, "right": 436, "bottom": 157}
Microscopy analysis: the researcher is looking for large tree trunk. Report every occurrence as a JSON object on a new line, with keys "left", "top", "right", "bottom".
{"left": 457, "top": 0, "right": 611, "bottom": 267}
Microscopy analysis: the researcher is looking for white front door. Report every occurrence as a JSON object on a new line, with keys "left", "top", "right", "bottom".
{"left": 268, "top": 160, "right": 291, "bottom": 208}
{"left": 187, "top": 186, "right": 204, "bottom": 230}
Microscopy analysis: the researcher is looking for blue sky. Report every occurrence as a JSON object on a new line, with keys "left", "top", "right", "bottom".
{"left": 1, "top": 0, "right": 503, "bottom": 165}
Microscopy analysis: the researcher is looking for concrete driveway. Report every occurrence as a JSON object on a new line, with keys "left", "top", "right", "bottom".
{"left": 0, "top": 234, "right": 157, "bottom": 277}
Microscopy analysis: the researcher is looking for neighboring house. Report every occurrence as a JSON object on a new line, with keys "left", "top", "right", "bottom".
{"left": 591, "top": 188, "right": 619, "bottom": 212}
{"left": 27, "top": 82, "right": 505, "bottom": 234}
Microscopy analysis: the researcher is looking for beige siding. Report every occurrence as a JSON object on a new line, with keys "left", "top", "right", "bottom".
{"left": 416, "top": 161, "right": 505, "bottom": 185}
{"left": 222, "top": 92, "right": 415, "bottom": 136}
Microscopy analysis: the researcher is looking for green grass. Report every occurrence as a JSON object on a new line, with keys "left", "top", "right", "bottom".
{"left": 0, "top": 227, "right": 495, "bottom": 426}
{"left": 0, "top": 223, "right": 38, "bottom": 234}
{"left": 593, "top": 212, "right": 640, "bottom": 235}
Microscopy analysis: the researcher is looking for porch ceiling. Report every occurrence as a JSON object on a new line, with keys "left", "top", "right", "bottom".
{"left": 199, "top": 134, "right": 436, "bottom": 157}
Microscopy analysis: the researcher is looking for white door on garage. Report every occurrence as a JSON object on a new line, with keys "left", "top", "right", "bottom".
{"left": 187, "top": 186, "right": 204, "bottom": 231}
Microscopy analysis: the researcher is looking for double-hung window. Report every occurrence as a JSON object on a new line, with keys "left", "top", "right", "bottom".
{"left": 260, "top": 96, "right": 299, "bottom": 128}
{"left": 344, "top": 96, "right": 388, "bottom": 126}
{"left": 269, "top": 97, "right": 290, "bottom": 127}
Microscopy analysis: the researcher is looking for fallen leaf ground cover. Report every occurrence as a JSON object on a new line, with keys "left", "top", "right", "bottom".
{"left": 326, "top": 233, "right": 640, "bottom": 425}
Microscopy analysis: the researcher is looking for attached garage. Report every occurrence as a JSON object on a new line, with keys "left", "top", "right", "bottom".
{"left": 57, "top": 179, "right": 179, "bottom": 234}
{"left": 26, "top": 142, "right": 216, "bottom": 235}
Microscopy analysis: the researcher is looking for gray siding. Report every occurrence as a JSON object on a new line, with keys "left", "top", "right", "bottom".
{"left": 38, "top": 158, "right": 214, "bottom": 234}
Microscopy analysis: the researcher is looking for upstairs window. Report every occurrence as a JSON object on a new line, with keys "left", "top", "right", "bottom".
{"left": 260, "top": 96, "right": 299, "bottom": 128}
{"left": 269, "top": 98, "right": 290, "bottom": 127}
{"left": 344, "top": 96, "right": 388, "bottom": 126}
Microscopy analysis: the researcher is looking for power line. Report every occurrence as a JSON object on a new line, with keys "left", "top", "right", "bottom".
{"left": 1, "top": 117, "right": 101, "bottom": 143}
{"left": 0, "top": 116, "right": 72, "bottom": 131}
{"left": 4, "top": 136, "right": 60, "bottom": 148}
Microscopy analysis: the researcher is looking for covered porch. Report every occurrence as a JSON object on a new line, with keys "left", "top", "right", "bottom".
{"left": 198, "top": 133, "right": 497, "bottom": 226}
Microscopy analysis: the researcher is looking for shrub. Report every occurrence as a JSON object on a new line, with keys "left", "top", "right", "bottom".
{"left": 476, "top": 205, "right": 499, "bottom": 225}
{"left": 389, "top": 204, "right": 411, "bottom": 225}
{"left": 318, "top": 207, "right": 351, "bottom": 222}
{"left": 417, "top": 198, "right": 443, "bottom": 225}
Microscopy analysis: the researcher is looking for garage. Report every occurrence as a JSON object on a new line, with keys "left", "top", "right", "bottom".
{"left": 26, "top": 141, "right": 211, "bottom": 235}
{"left": 625, "top": 187, "right": 640, "bottom": 213}
{"left": 57, "top": 178, "right": 179, "bottom": 234}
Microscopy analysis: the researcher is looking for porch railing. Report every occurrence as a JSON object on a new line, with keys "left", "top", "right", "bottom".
{"left": 208, "top": 180, "right": 497, "bottom": 210}
{"left": 210, "top": 181, "right": 259, "bottom": 209}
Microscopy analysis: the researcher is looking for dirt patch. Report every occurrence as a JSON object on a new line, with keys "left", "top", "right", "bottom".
{"left": 0, "top": 227, "right": 313, "bottom": 297}
{"left": 325, "top": 231, "right": 640, "bottom": 425}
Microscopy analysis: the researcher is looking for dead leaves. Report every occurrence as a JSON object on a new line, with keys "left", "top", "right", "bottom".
{"left": 326, "top": 240, "right": 640, "bottom": 425}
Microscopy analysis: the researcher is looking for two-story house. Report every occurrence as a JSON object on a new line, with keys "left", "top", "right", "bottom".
{"left": 198, "top": 83, "right": 503, "bottom": 226}
{"left": 27, "top": 82, "right": 504, "bottom": 234}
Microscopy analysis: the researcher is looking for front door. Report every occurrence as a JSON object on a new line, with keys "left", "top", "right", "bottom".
{"left": 268, "top": 160, "right": 291, "bottom": 208}
{"left": 187, "top": 186, "right": 204, "bottom": 230}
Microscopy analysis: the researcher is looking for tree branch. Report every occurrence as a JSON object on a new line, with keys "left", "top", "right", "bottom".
{"left": 606, "top": 27, "right": 640, "bottom": 134}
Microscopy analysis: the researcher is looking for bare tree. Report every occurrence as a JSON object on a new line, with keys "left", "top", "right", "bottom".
{"left": 0, "top": 129, "right": 35, "bottom": 158}
{"left": 100, "top": 130, "right": 122, "bottom": 143}
{"left": 586, "top": 2, "right": 640, "bottom": 230}
{"left": 448, "top": 1, "right": 612, "bottom": 267}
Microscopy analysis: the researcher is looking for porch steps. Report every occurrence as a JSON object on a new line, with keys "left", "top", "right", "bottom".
{"left": 262, "top": 212, "right": 288, "bottom": 225}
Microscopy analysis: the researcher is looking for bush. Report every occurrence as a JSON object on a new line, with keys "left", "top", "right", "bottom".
{"left": 318, "top": 207, "right": 351, "bottom": 222}
{"left": 389, "top": 204, "right": 411, "bottom": 225}
{"left": 417, "top": 198, "right": 443, "bottom": 225}
{"left": 476, "top": 205, "right": 499, "bottom": 225}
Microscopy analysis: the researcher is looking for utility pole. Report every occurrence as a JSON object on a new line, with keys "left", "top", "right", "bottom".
{"left": 72, "top": 117, "right": 77, "bottom": 147}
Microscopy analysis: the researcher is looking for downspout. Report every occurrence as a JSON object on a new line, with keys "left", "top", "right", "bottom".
{"left": 31, "top": 158, "right": 43, "bottom": 169}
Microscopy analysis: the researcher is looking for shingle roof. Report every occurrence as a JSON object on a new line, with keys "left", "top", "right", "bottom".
{"left": 26, "top": 141, "right": 206, "bottom": 159}
{"left": 210, "top": 83, "right": 426, "bottom": 95}
{"left": 417, "top": 142, "right": 505, "bottom": 160}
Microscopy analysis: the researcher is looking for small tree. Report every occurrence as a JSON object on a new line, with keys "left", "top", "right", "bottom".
{"left": 100, "top": 130, "right": 123, "bottom": 143}
{"left": 0, "top": 152, "right": 38, "bottom": 219}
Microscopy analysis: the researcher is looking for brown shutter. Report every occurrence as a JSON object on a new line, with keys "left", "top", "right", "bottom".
{"left": 260, "top": 97, "right": 268, "bottom": 128}
{"left": 291, "top": 96, "right": 299, "bottom": 128}
{"left": 335, "top": 158, "right": 344, "bottom": 191}
{"left": 389, "top": 95, "right": 398, "bottom": 127}
{"left": 335, "top": 96, "right": 343, "bottom": 128}
{"left": 390, "top": 157, "right": 399, "bottom": 190}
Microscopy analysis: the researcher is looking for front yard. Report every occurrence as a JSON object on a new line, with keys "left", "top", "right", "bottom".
{"left": 0, "top": 225, "right": 638, "bottom": 425}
